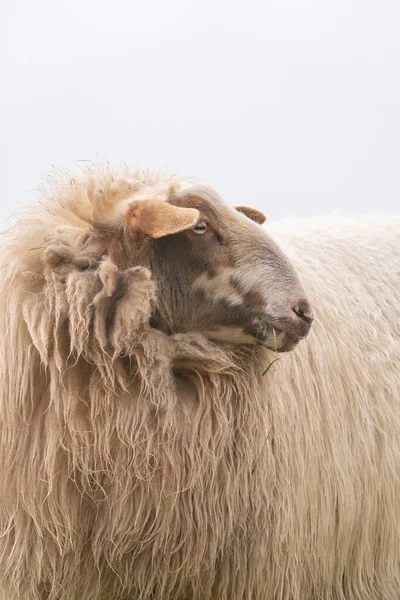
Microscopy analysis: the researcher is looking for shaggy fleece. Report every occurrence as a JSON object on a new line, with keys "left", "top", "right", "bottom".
{"left": 0, "top": 164, "right": 399, "bottom": 600}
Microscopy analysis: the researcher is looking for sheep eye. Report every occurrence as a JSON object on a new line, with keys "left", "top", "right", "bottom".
{"left": 192, "top": 221, "right": 207, "bottom": 235}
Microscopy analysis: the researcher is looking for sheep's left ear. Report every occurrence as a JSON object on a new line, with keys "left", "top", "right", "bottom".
{"left": 126, "top": 200, "right": 200, "bottom": 238}
{"left": 235, "top": 206, "right": 267, "bottom": 225}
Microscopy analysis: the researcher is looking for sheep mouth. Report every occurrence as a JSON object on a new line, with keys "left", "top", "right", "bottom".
{"left": 253, "top": 323, "right": 302, "bottom": 353}
{"left": 251, "top": 310, "right": 312, "bottom": 351}
{"left": 263, "top": 333, "right": 299, "bottom": 353}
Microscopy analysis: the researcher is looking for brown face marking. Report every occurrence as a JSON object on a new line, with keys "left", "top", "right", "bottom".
{"left": 168, "top": 193, "right": 236, "bottom": 270}
{"left": 227, "top": 276, "right": 266, "bottom": 313}
{"left": 241, "top": 288, "right": 267, "bottom": 313}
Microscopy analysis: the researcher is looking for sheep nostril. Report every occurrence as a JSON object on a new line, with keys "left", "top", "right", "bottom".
{"left": 293, "top": 300, "right": 314, "bottom": 325}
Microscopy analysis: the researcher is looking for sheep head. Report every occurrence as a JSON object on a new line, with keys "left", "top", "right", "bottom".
{"left": 88, "top": 178, "right": 313, "bottom": 352}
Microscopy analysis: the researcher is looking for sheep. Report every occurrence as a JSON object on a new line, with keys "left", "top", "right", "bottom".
{"left": 0, "top": 164, "right": 399, "bottom": 600}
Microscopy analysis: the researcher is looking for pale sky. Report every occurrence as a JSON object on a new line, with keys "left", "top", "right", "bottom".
{"left": 1, "top": 0, "right": 399, "bottom": 225}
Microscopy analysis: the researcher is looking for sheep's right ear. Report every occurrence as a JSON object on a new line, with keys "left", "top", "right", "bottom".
{"left": 126, "top": 200, "right": 200, "bottom": 238}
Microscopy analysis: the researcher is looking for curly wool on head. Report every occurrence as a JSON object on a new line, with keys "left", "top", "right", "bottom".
{"left": 0, "top": 163, "right": 399, "bottom": 600}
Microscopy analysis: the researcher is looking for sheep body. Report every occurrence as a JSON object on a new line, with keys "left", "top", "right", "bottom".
{"left": 0, "top": 166, "right": 399, "bottom": 600}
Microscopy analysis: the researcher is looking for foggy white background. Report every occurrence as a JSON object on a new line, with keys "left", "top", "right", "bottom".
{"left": 1, "top": 0, "right": 399, "bottom": 225}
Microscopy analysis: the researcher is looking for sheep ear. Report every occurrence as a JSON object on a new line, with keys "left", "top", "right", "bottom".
{"left": 235, "top": 206, "right": 267, "bottom": 225}
{"left": 126, "top": 200, "right": 200, "bottom": 238}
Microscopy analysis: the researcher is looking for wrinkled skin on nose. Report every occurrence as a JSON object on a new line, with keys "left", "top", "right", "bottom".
{"left": 149, "top": 185, "right": 313, "bottom": 352}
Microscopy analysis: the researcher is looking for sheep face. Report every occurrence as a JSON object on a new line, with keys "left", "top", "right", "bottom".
{"left": 119, "top": 182, "right": 313, "bottom": 352}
